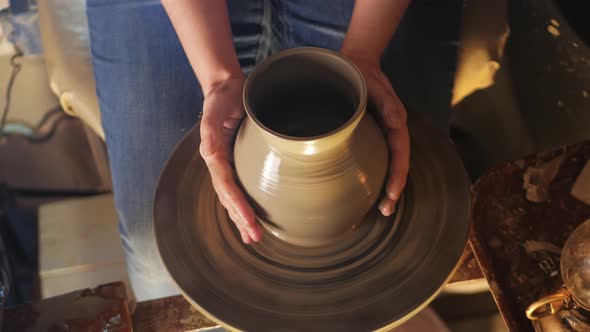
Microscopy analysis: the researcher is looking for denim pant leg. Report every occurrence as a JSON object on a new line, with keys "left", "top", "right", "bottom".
{"left": 86, "top": 0, "right": 266, "bottom": 301}
{"left": 275, "top": 0, "right": 462, "bottom": 131}
{"left": 270, "top": 0, "right": 353, "bottom": 51}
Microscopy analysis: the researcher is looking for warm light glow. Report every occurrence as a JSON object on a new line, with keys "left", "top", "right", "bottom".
{"left": 303, "top": 142, "right": 317, "bottom": 155}
{"left": 260, "top": 153, "right": 281, "bottom": 193}
{"left": 357, "top": 171, "right": 368, "bottom": 184}
{"left": 356, "top": 169, "right": 372, "bottom": 197}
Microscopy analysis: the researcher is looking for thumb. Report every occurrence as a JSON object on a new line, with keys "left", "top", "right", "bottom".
{"left": 367, "top": 81, "right": 404, "bottom": 129}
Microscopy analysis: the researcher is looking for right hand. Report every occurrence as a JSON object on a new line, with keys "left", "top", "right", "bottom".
{"left": 200, "top": 76, "right": 263, "bottom": 244}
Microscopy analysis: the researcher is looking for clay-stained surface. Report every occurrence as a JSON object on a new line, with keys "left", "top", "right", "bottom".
{"left": 3, "top": 282, "right": 131, "bottom": 332}
{"left": 133, "top": 295, "right": 216, "bottom": 332}
{"left": 449, "top": 246, "right": 484, "bottom": 283}
{"left": 470, "top": 141, "right": 590, "bottom": 331}
{"left": 523, "top": 153, "right": 565, "bottom": 203}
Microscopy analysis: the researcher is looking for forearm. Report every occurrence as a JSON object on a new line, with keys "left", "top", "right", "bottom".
{"left": 162, "top": 0, "right": 241, "bottom": 94}
{"left": 342, "top": 0, "right": 411, "bottom": 64}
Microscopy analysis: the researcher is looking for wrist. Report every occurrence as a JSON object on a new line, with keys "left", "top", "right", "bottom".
{"left": 201, "top": 67, "right": 244, "bottom": 97}
{"left": 340, "top": 44, "right": 381, "bottom": 68}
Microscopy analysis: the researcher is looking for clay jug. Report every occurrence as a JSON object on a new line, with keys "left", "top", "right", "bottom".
{"left": 234, "top": 47, "right": 388, "bottom": 247}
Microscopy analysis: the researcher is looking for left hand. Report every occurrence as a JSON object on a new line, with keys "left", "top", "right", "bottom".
{"left": 344, "top": 53, "right": 410, "bottom": 216}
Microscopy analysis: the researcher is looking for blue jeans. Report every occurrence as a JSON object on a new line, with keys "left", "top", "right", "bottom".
{"left": 86, "top": 0, "right": 461, "bottom": 302}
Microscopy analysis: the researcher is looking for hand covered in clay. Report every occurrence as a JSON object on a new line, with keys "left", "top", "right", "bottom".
{"left": 344, "top": 54, "right": 410, "bottom": 216}
{"left": 200, "top": 76, "right": 263, "bottom": 243}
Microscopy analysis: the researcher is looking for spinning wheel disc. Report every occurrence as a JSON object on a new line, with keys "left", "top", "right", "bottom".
{"left": 154, "top": 116, "right": 470, "bottom": 331}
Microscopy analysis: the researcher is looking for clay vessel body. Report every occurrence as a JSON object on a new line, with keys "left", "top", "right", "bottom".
{"left": 234, "top": 47, "right": 388, "bottom": 247}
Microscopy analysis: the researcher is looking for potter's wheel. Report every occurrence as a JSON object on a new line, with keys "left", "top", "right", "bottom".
{"left": 154, "top": 116, "right": 471, "bottom": 331}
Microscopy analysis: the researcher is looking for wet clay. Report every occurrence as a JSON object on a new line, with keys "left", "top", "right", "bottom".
{"left": 235, "top": 48, "right": 387, "bottom": 246}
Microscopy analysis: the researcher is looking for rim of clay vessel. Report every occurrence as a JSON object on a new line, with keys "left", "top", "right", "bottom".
{"left": 243, "top": 47, "right": 367, "bottom": 151}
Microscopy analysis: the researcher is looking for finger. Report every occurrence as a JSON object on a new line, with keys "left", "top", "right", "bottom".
{"left": 213, "top": 173, "right": 257, "bottom": 234}
{"left": 199, "top": 103, "right": 240, "bottom": 155}
{"left": 201, "top": 96, "right": 243, "bottom": 131}
{"left": 385, "top": 127, "right": 410, "bottom": 201}
{"left": 200, "top": 119, "right": 225, "bottom": 160}
{"left": 223, "top": 117, "right": 242, "bottom": 130}
{"left": 205, "top": 154, "right": 263, "bottom": 242}
{"left": 235, "top": 219, "right": 252, "bottom": 244}
{"left": 219, "top": 194, "right": 252, "bottom": 243}
{"left": 218, "top": 191, "right": 252, "bottom": 235}
{"left": 379, "top": 197, "right": 397, "bottom": 216}
{"left": 229, "top": 209, "right": 252, "bottom": 244}
{"left": 200, "top": 110, "right": 242, "bottom": 164}
{"left": 217, "top": 191, "right": 240, "bottom": 219}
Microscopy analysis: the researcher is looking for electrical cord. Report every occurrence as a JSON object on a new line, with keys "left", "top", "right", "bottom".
{"left": 25, "top": 106, "right": 69, "bottom": 143}
{"left": 0, "top": 51, "right": 69, "bottom": 143}
{"left": 0, "top": 51, "right": 23, "bottom": 142}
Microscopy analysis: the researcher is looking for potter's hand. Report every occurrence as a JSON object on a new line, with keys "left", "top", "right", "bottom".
{"left": 200, "top": 76, "right": 263, "bottom": 243}
{"left": 339, "top": 0, "right": 410, "bottom": 215}
{"left": 347, "top": 56, "right": 410, "bottom": 216}
{"left": 163, "top": 1, "right": 261, "bottom": 242}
